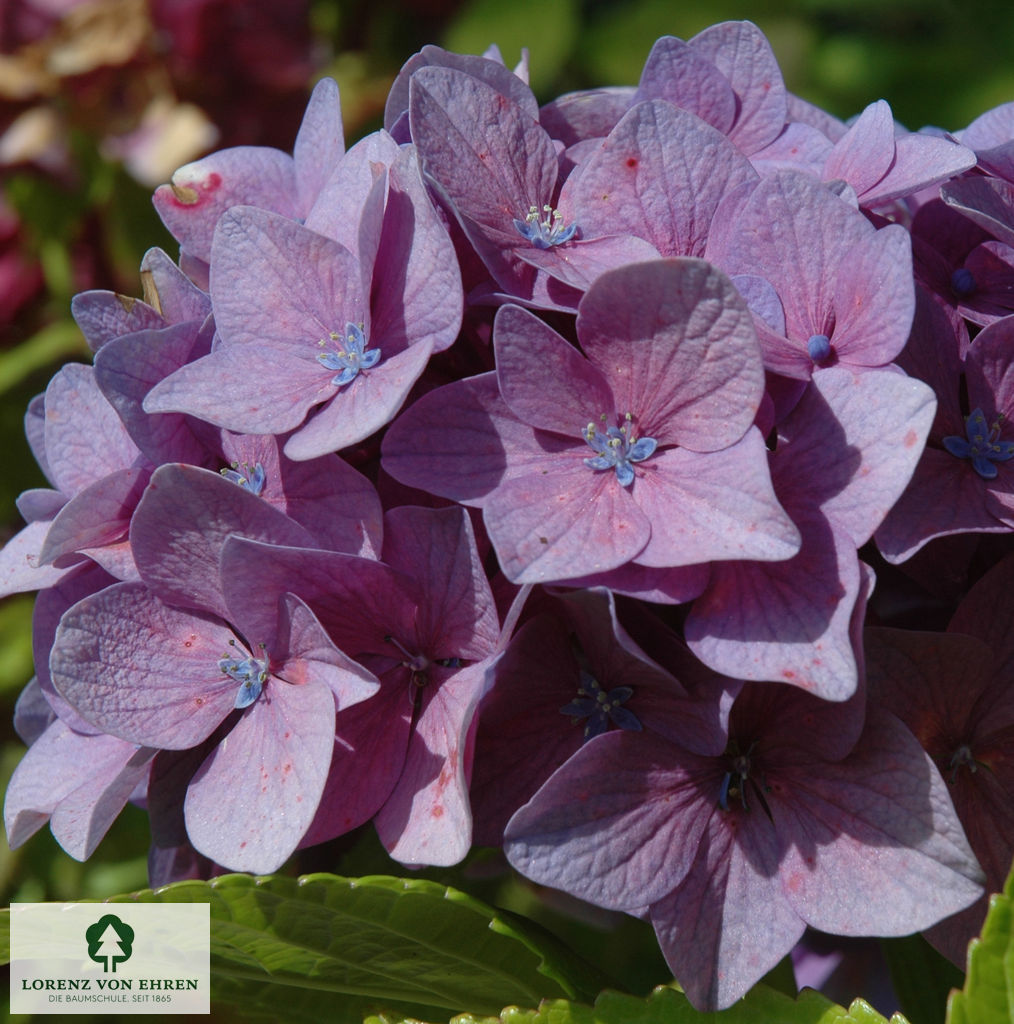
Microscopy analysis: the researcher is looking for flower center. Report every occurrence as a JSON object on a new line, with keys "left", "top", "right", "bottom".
{"left": 513, "top": 204, "right": 578, "bottom": 249}
{"left": 806, "top": 333, "right": 832, "bottom": 363}
{"left": 559, "top": 667, "right": 642, "bottom": 741}
{"left": 582, "top": 413, "right": 657, "bottom": 487}
{"left": 317, "top": 322, "right": 380, "bottom": 386}
{"left": 947, "top": 743, "right": 981, "bottom": 783}
{"left": 942, "top": 408, "right": 1014, "bottom": 479}
{"left": 219, "top": 641, "right": 269, "bottom": 709}
{"left": 219, "top": 461, "right": 266, "bottom": 495}
{"left": 951, "top": 267, "right": 976, "bottom": 298}
{"left": 718, "top": 739, "right": 773, "bottom": 820}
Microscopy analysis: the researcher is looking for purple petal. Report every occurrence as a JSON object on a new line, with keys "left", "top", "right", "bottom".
{"left": 270, "top": 593, "right": 379, "bottom": 709}
{"left": 50, "top": 582, "right": 240, "bottom": 749}
{"left": 0, "top": 520, "right": 77, "bottom": 597}
{"left": 93, "top": 319, "right": 215, "bottom": 466}
{"left": 219, "top": 536, "right": 419, "bottom": 658}
{"left": 823, "top": 100, "right": 896, "bottom": 197}
{"left": 376, "top": 658, "right": 493, "bottom": 865}
{"left": 685, "top": 510, "right": 862, "bottom": 701}
{"left": 71, "top": 289, "right": 165, "bottom": 352}
{"left": 409, "top": 66, "right": 557, "bottom": 293}
{"left": 153, "top": 147, "right": 298, "bottom": 263}
{"left": 300, "top": 672, "right": 412, "bottom": 846}
{"left": 504, "top": 730, "right": 714, "bottom": 911}
{"left": 138, "top": 247, "right": 212, "bottom": 324}
{"left": 514, "top": 234, "right": 661, "bottom": 292}
{"left": 38, "top": 466, "right": 150, "bottom": 568}
{"left": 130, "top": 463, "right": 316, "bottom": 619}
{"left": 776, "top": 367, "right": 936, "bottom": 546}
{"left": 635, "top": 36, "right": 736, "bottom": 136}
{"left": 282, "top": 340, "right": 435, "bottom": 459}
{"left": 382, "top": 505, "right": 499, "bottom": 661}
{"left": 577, "top": 259, "right": 764, "bottom": 450}
{"left": 43, "top": 363, "right": 140, "bottom": 496}
{"left": 689, "top": 20, "right": 788, "bottom": 154}
{"left": 633, "top": 433, "right": 802, "bottom": 567}
{"left": 371, "top": 143, "right": 463, "bottom": 355}
{"left": 484, "top": 461, "right": 651, "bottom": 583}
{"left": 184, "top": 677, "right": 336, "bottom": 873}
{"left": 649, "top": 810, "right": 804, "bottom": 1010}
{"left": 144, "top": 341, "right": 335, "bottom": 436}
{"left": 561, "top": 100, "right": 757, "bottom": 258}
{"left": 494, "top": 304, "right": 614, "bottom": 434}
{"left": 293, "top": 76, "right": 345, "bottom": 214}
{"left": 5, "top": 718, "right": 154, "bottom": 856}
{"left": 829, "top": 225, "right": 914, "bottom": 367}
{"left": 778, "top": 706, "right": 984, "bottom": 934}
{"left": 210, "top": 206, "right": 367, "bottom": 351}
{"left": 382, "top": 373, "right": 556, "bottom": 505}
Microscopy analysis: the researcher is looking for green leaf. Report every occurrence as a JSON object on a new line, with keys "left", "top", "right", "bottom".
{"left": 368, "top": 981, "right": 909, "bottom": 1024}
{"left": 882, "top": 933, "right": 963, "bottom": 1024}
{"left": 947, "top": 859, "right": 1014, "bottom": 1024}
{"left": 0, "top": 320, "right": 88, "bottom": 396}
{"left": 0, "top": 595, "right": 34, "bottom": 695}
{"left": 442, "top": 0, "right": 578, "bottom": 96}
{"left": 103, "top": 873, "right": 605, "bottom": 1021}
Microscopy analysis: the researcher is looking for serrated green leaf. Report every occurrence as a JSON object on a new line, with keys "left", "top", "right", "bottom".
{"left": 101, "top": 873, "right": 604, "bottom": 1021}
{"left": 369, "top": 980, "right": 908, "bottom": 1024}
{"left": 947, "top": 859, "right": 1014, "bottom": 1024}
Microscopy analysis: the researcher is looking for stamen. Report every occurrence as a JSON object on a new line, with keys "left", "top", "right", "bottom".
{"left": 317, "top": 322, "right": 380, "bottom": 386}
{"left": 582, "top": 414, "right": 657, "bottom": 487}
{"left": 383, "top": 634, "right": 430, "bottom": 673}
{"left": 220, "top": 461, "right": 266, "bottom": 495}
{"left": 948, "top": 744, "right": 979, "bottom": 783}
{"left": 560, "top": 667, "right": 641, "bottom": 741}
{"left": 219, "top": 645, "right": 269, "bottom": 709}
{"left": 513, "top": 204, "right": 578, "bottom": 249}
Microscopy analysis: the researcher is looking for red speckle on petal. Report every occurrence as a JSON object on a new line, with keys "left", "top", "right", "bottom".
{"left": 904, "top": 429, "right": 918, "bottom": 448}
{"left": 625, "top": 157, "right": 638, "bottom": 169}
{"left": 431, "top": 805, "right": 444, "bottom": 818}
{"left": 283, "top": 762, "right": 292, "bottom": 773}
{"left": 194, "top": 696, "right": 205, "bottom": 707}
{"left": 786, "top": 872, "right": 804, "bottom": 893}
{"left": 782, "top": 669, "right": 796, "bottom": 680}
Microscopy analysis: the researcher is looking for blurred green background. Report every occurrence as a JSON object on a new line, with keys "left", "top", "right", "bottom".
{"left": 2, "top": 0, "right": 1012, "bottom": 952}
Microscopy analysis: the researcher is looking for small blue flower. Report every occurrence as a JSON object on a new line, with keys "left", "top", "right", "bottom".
{"left": 219, "top": 647, "right": 269, "bottom": 709}
{"left": 317, "top": 322, "right": 380, "bottom": 386}
{"left": 513, "top": 204, "right": 578, "bottom": 249}
{"left": 560, "top": 669, "right": 642, "bottom": 741}
{"left": 583, "top": 414, "right": 657, "bottom": 486}
{"left": 942, "top": 408, "right": 1014, "bottom": 480}
{"left": 219, "top": 461, "right": 266, "bottom": 495}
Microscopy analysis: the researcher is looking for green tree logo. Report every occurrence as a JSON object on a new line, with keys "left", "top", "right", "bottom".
{"left": 85, "top": 914, "right": 134, "bottom": 973}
